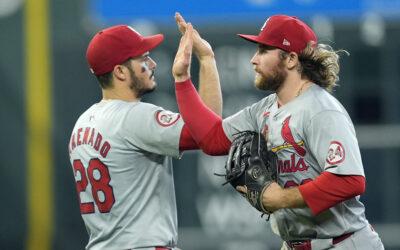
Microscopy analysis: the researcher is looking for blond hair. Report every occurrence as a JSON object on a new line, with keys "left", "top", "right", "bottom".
{"left": 298, "top": 43, "right": 348, "bottom": 92}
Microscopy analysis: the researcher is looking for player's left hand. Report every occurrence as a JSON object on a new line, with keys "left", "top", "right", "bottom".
{"left": 175, "top": 12, "right": 214, "bottom": 60}
{"left": 172, "top": 22, "right": 193, "bottom": 82}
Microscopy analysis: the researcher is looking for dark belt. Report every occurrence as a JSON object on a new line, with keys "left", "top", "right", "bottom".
{"left": 286, "top": 232, "right": 354, "bottom": 250}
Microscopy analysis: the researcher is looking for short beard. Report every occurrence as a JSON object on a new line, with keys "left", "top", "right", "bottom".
{"left": 255, "top": 59, "right": 287, "bottom": 92}
{"left": 127, "top": 66, "right": 156, "bottom": 98}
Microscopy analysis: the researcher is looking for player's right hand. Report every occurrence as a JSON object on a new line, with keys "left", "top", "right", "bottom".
{"left": 175, "top": 12, "right": 214, "bottom": 60}
{"left": 172, "top": 22, "right": 193, "bottom": 82}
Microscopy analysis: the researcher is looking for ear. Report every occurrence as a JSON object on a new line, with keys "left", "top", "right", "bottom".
{"left": 112, "top": 65, "right": 128, "bottom": 81}
{"left": 286, "top": 52, "right": 299, "bottom": 70}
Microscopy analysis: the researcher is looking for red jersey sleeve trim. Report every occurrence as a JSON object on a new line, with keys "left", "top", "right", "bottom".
{"left": 298, "top": 172, "right": 365, "bottom": 215}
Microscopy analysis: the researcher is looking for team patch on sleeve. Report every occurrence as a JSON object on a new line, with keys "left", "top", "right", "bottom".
{"left": 155, "top": 110, "right": 180, "bottom": 127}
{"left": 325, "top": 141, "right": 346, "bottom": 167}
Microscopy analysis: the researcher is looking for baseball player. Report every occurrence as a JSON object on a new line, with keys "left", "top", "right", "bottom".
{"left": 68, "top": 14, "right": 221, "bottom": 250}
{"left": 173, "top": 15, "right": 385, "bottom": 249}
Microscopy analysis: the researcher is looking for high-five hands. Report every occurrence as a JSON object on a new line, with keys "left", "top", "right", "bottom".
{"left": 172, "top": 21, "right": 193, "bottom": 82}
{"left": 173, "top": 12, "right": 222, "bottom": 116}
{"left": 175, "top": 12, "right": 214, "bottom": 59}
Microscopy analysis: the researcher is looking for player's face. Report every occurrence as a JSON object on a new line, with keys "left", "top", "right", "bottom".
{"left": 127, "top": 52, "right": 157, "bottom": 97}
{"left": 251, "top": 45, "right": 287, "bottom": 92}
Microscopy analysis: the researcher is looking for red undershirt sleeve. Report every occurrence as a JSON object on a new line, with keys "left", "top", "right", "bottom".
{"left": 176, "top": 79, "right": 231, "bottom": 155}
{"left": 179, "top": 124, "right": 198, "bottom": 151}
{"left": 199, "top": 120, "right": 231, "bottom": 155}
{"left": 298, "top": 171, "right": 365, "bottom": 215}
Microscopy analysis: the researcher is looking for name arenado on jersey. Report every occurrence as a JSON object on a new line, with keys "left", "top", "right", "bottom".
{"left": 69, "top": 127, "right": 111, "bottom": 158}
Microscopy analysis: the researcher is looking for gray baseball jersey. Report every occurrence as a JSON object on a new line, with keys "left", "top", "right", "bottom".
{"left": 222, "top": 84, "right": 368, "bottom": 240}
{"left": 68, "top": 100, "right": 183, "bottom": 250}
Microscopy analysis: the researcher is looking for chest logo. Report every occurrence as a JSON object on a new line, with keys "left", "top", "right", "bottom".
{"left": 326, "top": 141, "right": 345, "bottom": 165}
{"left": 155, "top": 110, "right": 181, "bottom": 127}
{"left": 272, "top": 116, "right": 306, "bottom": 156}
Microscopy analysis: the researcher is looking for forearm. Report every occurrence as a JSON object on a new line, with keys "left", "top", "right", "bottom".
{"left": 197, "top": 56, "right": 222, "bottom": 116}
{"left": 279, "top": 187, "right": 306, "bottom": 209}
{"left": 263, "top": 172, "right": 365, "bottom": 215}
{"left": 262, "top": 183, "right": 306, "bottom": 212}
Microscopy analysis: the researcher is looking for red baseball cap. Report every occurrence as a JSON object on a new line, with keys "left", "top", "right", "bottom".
{"left": 86, "top": 25, "right": 164, "bottom": 75}
{"left": 238, "top": 15, "right": 317, "bottom": 54}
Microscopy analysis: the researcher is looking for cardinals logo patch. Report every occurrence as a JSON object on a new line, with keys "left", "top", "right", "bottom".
{"left": 272, "top": 116, "right": 306, "bottom": 156}
{"left": 155, "top": 110, "right": 180, "bottom": 127}
{"left": 326, "top": 141, "right": 346, "bottom": 166}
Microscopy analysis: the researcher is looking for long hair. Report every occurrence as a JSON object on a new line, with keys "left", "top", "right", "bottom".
{"left": 297, "top": 43, "right": 348, "bottom": 92}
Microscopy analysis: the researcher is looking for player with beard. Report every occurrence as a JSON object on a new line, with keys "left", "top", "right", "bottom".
{"left": 68, "top": 15, "right": 222, "bottom": 250}
{"left": 172, "top": 15, "right": 384, "bottom": 249}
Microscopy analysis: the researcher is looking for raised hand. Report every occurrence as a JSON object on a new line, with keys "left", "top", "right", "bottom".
{"left": 175, "top": 12, "right": 214, "bottom": 59}
{"left": 172, "top": 22, "right": 193, "bottom": 82}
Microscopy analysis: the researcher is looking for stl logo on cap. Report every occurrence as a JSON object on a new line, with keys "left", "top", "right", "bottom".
{"left": 260, "top": 17, "right": 270, "bottom": 31}
{"left": 127, "top": 26, "right": 141, "bottom": 36}
{"left": 238, "top": 14, "right": 317, "bottom": 54}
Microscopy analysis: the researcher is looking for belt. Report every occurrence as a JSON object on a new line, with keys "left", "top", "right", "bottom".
{"left": 286, "top": 232, "right": 354, "bottom": 250}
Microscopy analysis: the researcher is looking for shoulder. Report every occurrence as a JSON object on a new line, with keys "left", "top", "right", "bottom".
{"left": 97, "top": 101, "right": 161, "bottom": 118}
{"left": 125, "top": 101, "right": 171, "bottom": 117}
{"left": 305, "top": 85, "right": 348, "bottom": 117}
{"left": 125, "top": 101, "right": 181, "bottom": 126}
{"left": 261, "top": 93, "right": 277, "bottom": 106}
{"left": 75, "top": 103, "right": 97, "bottom": 123}
{"left": 128, "top": 101, "right": 162, "bottom": 111}
{"left": 249, "top": 93, "right": 276, "bottom": 112}
{"left": 300, "top": 85, "right": 354, "bottom": 128}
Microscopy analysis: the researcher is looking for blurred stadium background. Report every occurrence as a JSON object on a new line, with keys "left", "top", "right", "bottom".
{"left": 1, "top": 0, "right": 400, "bottom": 249}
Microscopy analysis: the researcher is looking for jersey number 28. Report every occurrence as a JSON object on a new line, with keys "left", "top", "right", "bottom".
{"left": 73, "top": 159, "right": 115, "bottom": 214}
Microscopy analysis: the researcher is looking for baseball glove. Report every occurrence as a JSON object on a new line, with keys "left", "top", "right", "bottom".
{"left": 224, "top": 131, "right": 277, "bottom": 214}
